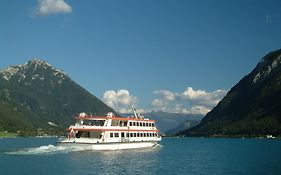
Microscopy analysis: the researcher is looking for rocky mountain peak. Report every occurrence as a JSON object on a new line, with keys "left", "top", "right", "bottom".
{"left": 26, "top": 58, "right": 52, "bottom": 69}
{"left": 253, "top": 49, "right": 281, "bottom": 84}
{"left": 0, "top": 58, "right": 66, "bottom": 81}
{"left": 0, "top": 65, "right": 21, "bottom": 80}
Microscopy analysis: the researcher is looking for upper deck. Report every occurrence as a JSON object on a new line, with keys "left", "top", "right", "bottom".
{"left": 69, "top": 112, "right": 158, "bottom": 132}
{"left": 74, "top": 112, "right": 156, "bottom": 123}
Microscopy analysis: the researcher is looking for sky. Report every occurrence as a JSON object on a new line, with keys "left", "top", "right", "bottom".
{"left": 1, "top": 0, "right": 281, "bottom": 115}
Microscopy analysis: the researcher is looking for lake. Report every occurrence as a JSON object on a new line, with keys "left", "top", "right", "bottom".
{"left": 0, "top": 137, "right": 281, "bottom": 175}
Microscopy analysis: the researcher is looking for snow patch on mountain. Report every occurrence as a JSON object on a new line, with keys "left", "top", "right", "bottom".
{"left": 253, "top": 54, "right": 281, "bottom": 84}
{"left": 0, "top": 58, "right": 67, "bottom": 81}
{"left": 0, "top": 65, "right": 22, "bottom": 80}
{"left": 48, "top": 122, "right": 57, "bottom": 127}
{"left": 32, "top": 74, "right": 45, "bottom": 80}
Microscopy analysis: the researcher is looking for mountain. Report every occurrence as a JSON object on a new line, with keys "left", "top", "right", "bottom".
{"left": 0, "top": 59, "right": 117, "bottom": 135}
{"left": 179, "top": 49, "right": 281, "bottom": 137}
{"left": 166, "top": 120, "right": 200, "bottom": 135}
{"left": 145, "top": 112, "right": 202, "bottom": 134}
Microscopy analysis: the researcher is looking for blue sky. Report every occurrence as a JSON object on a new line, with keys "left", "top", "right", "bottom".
{"left": 1, "top": 0, "right": 281, "bottom": 114}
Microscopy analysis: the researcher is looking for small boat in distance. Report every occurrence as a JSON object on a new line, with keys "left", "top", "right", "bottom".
{"left": 58, "top": 107, "right": 161, "bottom": 150}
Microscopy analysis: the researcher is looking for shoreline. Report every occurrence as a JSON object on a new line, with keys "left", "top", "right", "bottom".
{"left": 0, "top": 131, "right": 18, "bottom": 138}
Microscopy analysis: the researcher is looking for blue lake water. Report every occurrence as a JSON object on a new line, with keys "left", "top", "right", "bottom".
{"left": 0, "top": 137, "right": 281, "bottom": 175}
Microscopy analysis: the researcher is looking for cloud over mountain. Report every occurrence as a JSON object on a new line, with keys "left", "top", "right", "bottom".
{"left": 151, "top": 87, "right": 227, "bottom": 115}
{"left": 102, "top": 89, "right": 137, "bottom": 113}
{"left": 102, "top": 87, "right": 227, "bottom": 115}
{"left": 33, "top": 0, "right": 72, "bottom": 16}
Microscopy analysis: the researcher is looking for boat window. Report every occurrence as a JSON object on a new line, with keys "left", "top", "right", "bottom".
{"left": 133, "top": 133, "right": 136, "bottom": 137}
{"left": 94, "top": 120, "right": 105, "bottom": 126}
{"left": 133, "top": 122, "right": 136, "bottom": 126}
{"left": 83, "top": 120, "right": 90, "bottom": 125}
{"left": 119, "top": 121, "right": 126, "bottom": 127}
{"left": 75, "top": 131, "right": 83, "bottom": 138}
{"left": 82, "top": 120, "right": 105, "bottom": 126}
{"left": 136, "top": 122, "right": 139, "bottom": 126}
{"left": 111, "top": 120, "right": 120, "bottom": 126}
{"left": 124, "top": 121, "right": 128, "bottom": 127}
{"left": 130, "top": 133, "right": 133, "bottom": 137}
{"left": 149, "top": 123, "right": 152, "bottom": 127}
{"left": 121, "top": 132, "right": 125, "bottom": 138}
{"left": 152, "top": 123, "right": 155, "bottom": 127}
{"left": 80, "top": 131, "right": 90, "bottom": 138}
{"left": 114, "top": 133, "right": 119, "bottom": 138}
{"left": 126, "top": 133, "right": 129, "bottom": 137}
{"left": 110, "top": 133, "right": 114, "bottom": 138}
{"left": 90, "top": 131, "right": 102, "bottom": 138}
{"left": 140, "top": 122, "right": 143, "bottom": 127}
{"left": 129, "top": 122, "right": 132, "bottom": 126}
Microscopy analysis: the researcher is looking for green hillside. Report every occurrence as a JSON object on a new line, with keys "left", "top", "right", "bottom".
{"left": 0, "top": 59, "right": 117, "bottom": 136}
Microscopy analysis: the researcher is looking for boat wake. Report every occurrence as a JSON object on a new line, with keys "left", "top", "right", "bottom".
{"left": 153, "top": 143, "right": 163, "bottom": 150}
{"left": 4, "top": 144, "right": 87, "bottom": 155}
{"left": 2, "top": 143, "right": 164, "bottom": 155}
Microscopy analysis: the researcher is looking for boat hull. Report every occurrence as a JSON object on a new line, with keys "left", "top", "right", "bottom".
{"left": 58, "top": 140, "right": 159, "bottom": 151}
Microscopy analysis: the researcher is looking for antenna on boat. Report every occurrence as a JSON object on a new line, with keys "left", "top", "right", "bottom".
{"left": 131, "top": 105, "right": 138, "bottom": 118}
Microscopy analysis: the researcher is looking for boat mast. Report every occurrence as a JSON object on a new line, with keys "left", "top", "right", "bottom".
{"left": 131, "top": 105, "right": 144, "bottom": 119}
{"left": 132, "top": 105, "right": 138, "bottom": 118}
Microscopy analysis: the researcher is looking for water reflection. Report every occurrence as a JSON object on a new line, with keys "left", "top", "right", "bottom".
{"left": 66, "top": 146, "right": 163, "bottom": 175}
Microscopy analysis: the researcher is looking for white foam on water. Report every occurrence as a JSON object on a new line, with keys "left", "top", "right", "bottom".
{"left": 6, "top": 144, "right": 86, "bottom": 155}
{"left": 153, "top": 144, "right": 163, "bottom": 150}
{"left": 3, "top": 144, "right": 163, "bottom": 155}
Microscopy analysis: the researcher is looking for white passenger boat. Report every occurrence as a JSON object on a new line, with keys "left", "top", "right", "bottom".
{"left": 59, "top": 108, "right": 161, "bottom": 150}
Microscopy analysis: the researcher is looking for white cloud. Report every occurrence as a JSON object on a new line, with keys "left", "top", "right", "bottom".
{"left": 181, "top": 87, "right": 227, "bottom": 106}
{"left": 153, "top": 90, "right": 177, "bottom": 101}
{"left": 151, "top": 87, "right": 227, "bottom": 115}
{"left": 151, "top": 99, "right": 166, "bottom": 107}
{"left": 182, "top": 87, "right": 207, "bottom": 99}
{"left": 33, "top": 0, "right": 72, "bottom": 16}
{"left": 102, "top": 87, "right": 227, "bottom": 115}
{"left": 102, "top": 89, "right": 138, "bottom": 113}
